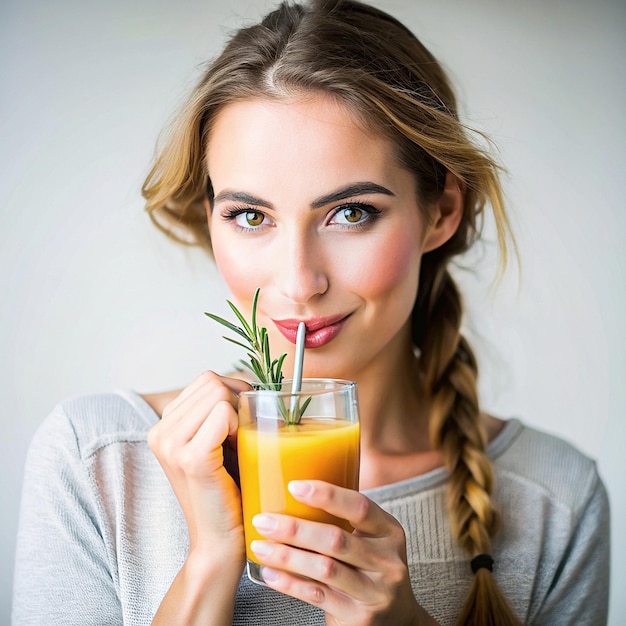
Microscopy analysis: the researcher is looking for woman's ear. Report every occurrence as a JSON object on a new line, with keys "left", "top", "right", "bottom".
{"left": 423, "top": 171, "right": 464, "bottom": 253}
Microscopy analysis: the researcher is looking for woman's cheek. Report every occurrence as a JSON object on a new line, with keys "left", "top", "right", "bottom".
{"left": 212, "top": 242, "right": 261, "bottom": 310}
{"left": 341, "top": 234, "right": 420, "bottom": 299}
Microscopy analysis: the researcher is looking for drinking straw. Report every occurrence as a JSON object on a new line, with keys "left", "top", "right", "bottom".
{"left": 290, "top": 322, "right": 306, "bottom": 414}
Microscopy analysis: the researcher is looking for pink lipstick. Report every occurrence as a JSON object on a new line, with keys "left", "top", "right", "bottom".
{"left": 273, "top": 314, "right": 350, "bottom": 348}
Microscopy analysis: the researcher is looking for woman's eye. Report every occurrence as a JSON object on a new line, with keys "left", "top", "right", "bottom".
{"left": 330, "top": 204, "right": 379, "bottom": 227}
{"left": 340, "top": 207, "right": 364, "bottom": 223}
{"left": 235, "top": 210, "right": 265, "bottom": 228}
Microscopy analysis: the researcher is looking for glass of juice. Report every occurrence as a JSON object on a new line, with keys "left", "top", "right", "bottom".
{"left": 237, "top": 378, "right": 360, "bottom": 585}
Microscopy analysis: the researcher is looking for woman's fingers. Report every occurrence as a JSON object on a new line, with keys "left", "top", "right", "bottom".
{"left": 150, "top": 372, "right": 249, "bottom": 451}
{"left": 249, "top": 481, "right": 407, "bottom": 571}
{"left": 252, "top": 512, "right": 359, "bottom": 566}
{"left": 249, "top": 536, "right": 409, "bottom": 624}
{"left": 251, "top": 536, "right": 371, "bottom": 601}
{"left": 250, "top": 509, "right": 400, "bottom": 577}
{"left": 288, "top": 480, "right": 402, "bottom": 538}
{"left": 252, "top": 560, "right": 368, "bottom": 619}
{"left": 160, "top": 371, "right": 250, "bottom": 424}
{"left": 159, "top": 370, "right": 223, "bottom": 418}
{"left": 180, "top": 400, "right": 237, "bottom": 477}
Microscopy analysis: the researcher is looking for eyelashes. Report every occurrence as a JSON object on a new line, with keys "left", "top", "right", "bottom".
{"left": 220, "top": 202, "right": 382, "bottom": 232}
{"left": 222, "top": 206, "right": 267, "bottom": 230}
{"left": 329, "top": 202, "right": 382, "bottom": 228}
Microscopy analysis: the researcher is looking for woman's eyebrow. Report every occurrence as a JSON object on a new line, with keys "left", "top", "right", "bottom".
{"left": 310, "top": 182, "right": 394, "bottom": 208}
{"left": 212, "top": 190, "right": 274, "bottom": 209}
{"left": 212, "top": 182, "right": 394, "bottom": 210}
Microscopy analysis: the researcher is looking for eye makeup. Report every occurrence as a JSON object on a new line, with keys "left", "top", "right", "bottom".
{"left": 327, "top": 202, "right": 382, "bottom": 229}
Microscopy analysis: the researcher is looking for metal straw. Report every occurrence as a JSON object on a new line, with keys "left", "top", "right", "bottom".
{"left": 290, "top": 322, "right": 306, "bottom": 415}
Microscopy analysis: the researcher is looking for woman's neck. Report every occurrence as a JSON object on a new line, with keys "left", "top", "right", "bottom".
{"left": 346, "top": 334, "right": 446, "bottom": 489}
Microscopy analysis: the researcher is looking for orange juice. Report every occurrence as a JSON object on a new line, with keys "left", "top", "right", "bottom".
{"left": 238, "top": 417, "right": 360, "bottom": 563}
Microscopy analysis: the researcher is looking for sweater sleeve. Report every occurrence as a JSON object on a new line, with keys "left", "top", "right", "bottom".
{"left": 12, "top": 405, "right": 123, "bottom": 626}
{"left": 532, "top": 469, "right": 610, "bottom": 626}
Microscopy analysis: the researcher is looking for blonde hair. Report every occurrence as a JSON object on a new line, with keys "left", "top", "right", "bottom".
{"left": 143, "top": 1, "right": 519, "bottom": 623}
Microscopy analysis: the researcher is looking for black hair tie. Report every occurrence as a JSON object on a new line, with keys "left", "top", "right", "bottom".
{"left": 470, "top": 553, "right": 494, "bottom": 574}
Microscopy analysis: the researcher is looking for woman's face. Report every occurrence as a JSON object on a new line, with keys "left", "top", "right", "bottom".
{"left": 206, "top": 94, "right": 437, "bottom": 380}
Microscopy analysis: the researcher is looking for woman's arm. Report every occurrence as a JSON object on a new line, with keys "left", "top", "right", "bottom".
{"left": 14, "top": 372, "right": 250, "bottom": 626}
{"left": 147, "top": 371, "right": 250, "bottom": 625}
{"left": 532, "top": 471, "right": 610, "bottom": 625}
{"left": 150, "top": 543, "right": 243, "bottom": 625}
{"left": 13, "top": 407, "right": 123, "bottom": 625}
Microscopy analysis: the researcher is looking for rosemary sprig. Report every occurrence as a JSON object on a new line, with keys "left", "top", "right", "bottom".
{"left": 205, "top": 288, "right": 309, "bottom": 424}
{"left": 205, "top": 288, "right": 285, "bottom": 386}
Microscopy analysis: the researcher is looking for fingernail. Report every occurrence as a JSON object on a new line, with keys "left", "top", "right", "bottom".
{"left": 288, "top": 480, "right": 312, "bottom": 497}
{"left": 250, "top": 540, "right": 273, "bottom": 557}
{"left": 261, "top": 566, "right": 279, "bottom": 583}
{"left": 252, "top": 514, "right": 277, "bottom": 532}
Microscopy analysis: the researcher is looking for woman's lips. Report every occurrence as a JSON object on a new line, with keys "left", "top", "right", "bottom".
{"left": 272, "top": 314, "right": 350, "bottom": 348}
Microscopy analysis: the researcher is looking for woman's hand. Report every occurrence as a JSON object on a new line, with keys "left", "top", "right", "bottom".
{"left": 250, "top": 480, "right": 438, "bottom": 626}
{"left": 148, "top": 370, "right": 251, "bottom": 552}
{"left": 147, "top": 371, "right": 252, "bottom": 625}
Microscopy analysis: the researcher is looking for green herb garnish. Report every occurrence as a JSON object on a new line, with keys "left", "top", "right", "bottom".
{"left": 205, "top": 288, "right": 286, "bottom": 386}
{"left": 205, "top": 288, "right": 309, "bottom": 424}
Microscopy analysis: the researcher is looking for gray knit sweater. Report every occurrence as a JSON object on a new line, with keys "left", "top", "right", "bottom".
{"left": 13, "top": 390, "right": 609, "bottom": 625}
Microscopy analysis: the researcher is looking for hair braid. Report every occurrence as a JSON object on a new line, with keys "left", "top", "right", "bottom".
{"left": 414, "top": 264, "right": 520, "bottom": 625}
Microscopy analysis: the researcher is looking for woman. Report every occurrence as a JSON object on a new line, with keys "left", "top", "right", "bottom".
{"left": 13, "top": 1, "right": 609, "bottom": 624}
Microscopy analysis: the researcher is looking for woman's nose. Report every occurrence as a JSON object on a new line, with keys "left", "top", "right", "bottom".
{"left": 275, "top": 230, "right": 329, "bottom": 305}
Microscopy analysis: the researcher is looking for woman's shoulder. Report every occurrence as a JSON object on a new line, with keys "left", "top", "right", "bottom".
{"left": 31, "top": 390, "right": 161, "bottom": 462}
{"left": 493, "top": 418, "right": 604, "bottom": 515}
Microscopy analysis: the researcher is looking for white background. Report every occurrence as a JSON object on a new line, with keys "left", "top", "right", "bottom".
{"left": 1, "top": 0, "right": 624, "bottom": 622}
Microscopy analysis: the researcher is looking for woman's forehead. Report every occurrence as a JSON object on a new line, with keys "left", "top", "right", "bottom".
{"left": 206, "top": 96, "right": 401, "bottom": 189}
